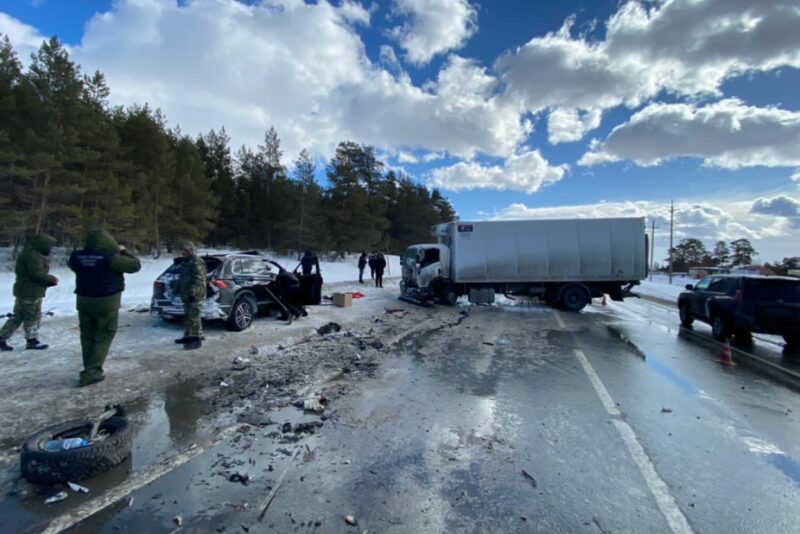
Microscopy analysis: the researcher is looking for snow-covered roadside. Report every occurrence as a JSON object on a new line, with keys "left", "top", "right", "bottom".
{"left": 635, "top": 273, "right": 697, "bottom": 302}
{"left": 0, "top": 248, "right": 400, "bottom": 316}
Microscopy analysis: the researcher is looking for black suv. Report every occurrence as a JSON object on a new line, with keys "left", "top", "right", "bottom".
{"left": 677, "top": 275, "right": 800, "bottom": 346}
{"left": 151, "top": 252, "right": 287, "bottom": 331}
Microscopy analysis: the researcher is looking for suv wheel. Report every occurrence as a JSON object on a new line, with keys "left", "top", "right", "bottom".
{"left": 711, "top": 315, "right": 731, "bottom": 341}
{"left": 227, "top": 295, "right": 256, "bottom": 332}
{"left": 679, "top": 305, "right": 693, "bottom": 327}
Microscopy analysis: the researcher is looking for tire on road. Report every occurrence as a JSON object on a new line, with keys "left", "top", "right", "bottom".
{"left": 227, "top": 294, "right": 257, "bottom": 331}
{"left": 559, "top": 284, "right": 589, "bottom": 312}
{"left": 711, "top": 314, "right": 731, "bottom": 341}
{"left": 679, "top": 305, "right": 693, "bottom": 327}
{"left": 21, "top": 416, "right": 132, "bottom": 485}
{"left": 439, "top": 288, "right": 458, "bottom": 306}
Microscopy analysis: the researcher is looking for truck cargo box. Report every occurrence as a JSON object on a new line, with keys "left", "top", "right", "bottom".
{"left": 433, "top": 218, "right": 647, "bottom": 284}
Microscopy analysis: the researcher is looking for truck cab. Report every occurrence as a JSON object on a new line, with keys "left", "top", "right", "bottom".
{"left": 400, "top": 244, "right": 452, "bottom": 302}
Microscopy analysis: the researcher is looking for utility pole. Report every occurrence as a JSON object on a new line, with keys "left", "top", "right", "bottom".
{"left": 650, "top": 219, "right": 656, "bottom": 281}
{"left": 668, "top": 201, "right": 674, "bottom": 284}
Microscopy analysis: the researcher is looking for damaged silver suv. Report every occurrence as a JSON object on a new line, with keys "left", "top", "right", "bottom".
{"left": 151, "top": 251, "right": 287, "bottom": 331}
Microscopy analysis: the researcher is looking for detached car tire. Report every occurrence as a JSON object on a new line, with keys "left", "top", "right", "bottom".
{"left": 21, "top": 416, "right": 132, "bottom": 485}
{"left": 227, "top": 295, "right": 257, "bottom": 331}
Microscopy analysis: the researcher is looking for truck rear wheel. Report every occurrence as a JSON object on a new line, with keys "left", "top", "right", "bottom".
{"left": 560, "top": 285, "right": 588, "bottom": 312}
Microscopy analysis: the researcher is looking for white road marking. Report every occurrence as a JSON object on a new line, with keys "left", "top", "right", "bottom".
{"left": 554, "top": 312, "right": 566, "bottom": 329}
{"left": 574, "top": 349, "right": 695, "bottom": 534}
{"left": 43, "top": 425, "right": 241, "bottom": 534}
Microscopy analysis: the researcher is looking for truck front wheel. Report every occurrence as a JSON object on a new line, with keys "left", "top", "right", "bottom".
{"left": 560, "top": 285, "right": 588, "bottom": 312}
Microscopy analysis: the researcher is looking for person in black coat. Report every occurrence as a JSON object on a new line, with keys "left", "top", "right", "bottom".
{"left": 300, "top": 250, "right": 320, "bottom": 276}
{"left": 275, "top": 269, "right": 306, "bottom": 319}
{"left": 368, "top": 252, "right": 377, "bottom": 280}
{"left": 357, "top": 252, "right": 367, "bottom": 284}
{"left": 374, "top": 253, "right": 387, "bottom": 288}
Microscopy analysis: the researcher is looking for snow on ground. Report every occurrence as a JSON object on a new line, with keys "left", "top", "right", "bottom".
{"left": 0, "top": 247, "right": 400, "bottom": 316}
{"left": 635, "top": 273, "right": 697, "bottom": 302}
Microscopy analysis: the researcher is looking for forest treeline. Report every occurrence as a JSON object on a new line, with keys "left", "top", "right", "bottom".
{"left": 0, "top": 36, "right": 456, "bottom": 257}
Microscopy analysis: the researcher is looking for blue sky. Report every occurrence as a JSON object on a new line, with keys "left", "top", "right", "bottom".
{"left": 1, "top": 0, "right": 799, "bottom": 262}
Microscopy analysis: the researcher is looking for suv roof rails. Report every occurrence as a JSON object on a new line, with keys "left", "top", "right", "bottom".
{"left": 234, "top": 250, "right": 263, "bottom": 256}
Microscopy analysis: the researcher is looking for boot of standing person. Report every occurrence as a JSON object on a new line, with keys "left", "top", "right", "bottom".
{"left": 69, "top": 229, "right": 141, "bottom": 386}
{"left": 0, "top": 234, "right": 58, "bottom": 351}
{"left": 177, "top": 242, "right": 206, "bottom": 350}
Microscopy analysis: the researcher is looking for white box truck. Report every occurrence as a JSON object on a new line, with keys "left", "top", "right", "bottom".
{"left": 399, "top": 218, "right": 648, "bottom": 311}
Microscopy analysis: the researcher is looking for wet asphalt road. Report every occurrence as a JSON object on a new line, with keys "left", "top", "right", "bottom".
{"left": 5, "top": 297, "right": 800, "bottom": 533}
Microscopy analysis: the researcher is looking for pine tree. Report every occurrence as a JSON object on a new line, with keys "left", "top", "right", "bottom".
{"left": 711, "top": 240, "right": 730, "bottom": 266}
{"left": 729, "top": 238, "right": 757, "bottom": 266}
{"left": 197, "top": 128, "right": 236, "bottom": 245}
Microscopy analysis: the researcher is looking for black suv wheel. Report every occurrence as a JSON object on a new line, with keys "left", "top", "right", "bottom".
{"left": 227, "top": 295, "right": 256, "bottom": 331}
{"left": 679, "top": 305, "right": 693, "bottom": 327}
{"left": 711, "top": 315, "right": 731, "bottom": 341}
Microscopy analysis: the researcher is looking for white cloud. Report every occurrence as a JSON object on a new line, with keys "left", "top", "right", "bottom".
{"left": 34, "top": 0, "right": 523, "bottom": 161}
{"left": 492, "top": 199, "right": 798, "bottom": 262}
{"left": 397, "top": 150, "right": 418, "bottom": 164}
{"left": 579, "top": 99, "right": 800, "bottom": 169}
{"left": 792, "top": 170, "right": 800, "bottom": 183}
{"left": 497, "top": 0, "right": 800, "bottom": 143}
{"left": 0, "top": 11, "right": 45, "bottom": 58}
{"left": 389, "top": 0, "right": 477, "bottom": 66}
{"left": 430, "top": 150, "right": 568, "bottom": 193}
{"left": 751, "top": 195, "right": 800, "bottom": 219}
{"left": 547, "top": 108, "right": 602, "bottom": 144}
{"left": 379, "top": 44, "right": 402, "bottom": 73}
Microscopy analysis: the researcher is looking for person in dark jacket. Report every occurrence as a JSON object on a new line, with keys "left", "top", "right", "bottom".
{"left": 357, "top": 252, "right": 367, "bottom": 284}
{"left": 69, "top": 229, "right": 141, "bottom": 387}
{"left": 368, "top": 252, "right": 377, "bottom": 280}
{"left": 275, "top": 269, "right": 306, "bottom": 320}
{"left": 300, "top": 250, "right": 320, "bottom": 276}
{"left": 0, "top": 234, "right": 58, "bottom": 351}
{"left": 374, "top": 253, "right": 387, "bottom": 288}
{"left": 176, "top": 242, "right": 206, "bottom": 350}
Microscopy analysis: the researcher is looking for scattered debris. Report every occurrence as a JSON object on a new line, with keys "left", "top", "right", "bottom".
{"left": 44, "top": 491, "right": 68, "bottom": 504}
{"left": 67, "top": 482, "right": 90, "bottom": 494}
{"left": 232, "top": 357, "right": 251, "bottom": 371}
{"left": 495, "top": 339, "right": 511, "bottom": 346}
{"left": 173, "top": 516, "right": 183, "bottom": 527}
{"left": 281, "top": 422, "right": 292, "bottom": 433}
{"left": 294, "top": 421, "right": 323, "bottom": 434}
{"left": 661, "top": 407, "right": 673, "bottom": 413}
{"left": 317, "top": 322, "right": 342, "bottom": 336}
{"left": 351, "top": 292, "right": 365, "bottom": 299}
{"left": 127, "top": 496, "right": 135, "bottom": 507}
{"left": 220, "top": 381, "right": 230, "bottom": 388}
{"left": 384, "top": 308, "right": 405, "bottom": 314}
{"left": 345, "top": 515, "right": 357, "bottom": 526}
{"left": 521, "top": 469, "right": 537, "bottom": 488}
{"left": 249, "top": 346, "right": 260, "bottom": 356}
{"left": 482, "top": 341, "right": 494, "bottom": 346}
{"left": 228, "top": 472, "right": 250, "bottom": 485}
{"left": 303, "top": 397, "right": 326, "bottom": 413}
{"left": 237, "top": 412, "right": 274, "bottom": 427}
{"left": 259, "top": 448, "right": 301, "bottom": 520}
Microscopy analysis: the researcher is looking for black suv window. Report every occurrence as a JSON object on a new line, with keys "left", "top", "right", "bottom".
{"left": 230, "top": 258, "right": 271, "bottom": 276}
{"left": 707, "top": 278, "right": 726, "bottom": 293}
{"left": 721, "top": 278, "right": 740, "bottom": 296}
{"left": 695, "top": 277, "right": 712, "bottom": 291}
{"left": 744, "top": 279, "right": 800, "bottom": 303}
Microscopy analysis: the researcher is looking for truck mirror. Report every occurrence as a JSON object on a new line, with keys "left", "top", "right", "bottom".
{"left": 685, "top": 284, "right": 694, "bottom": 290}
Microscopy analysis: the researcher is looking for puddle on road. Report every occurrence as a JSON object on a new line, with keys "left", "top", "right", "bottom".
{"left": 0, "top": 377, "right": 209, "bottom": 533}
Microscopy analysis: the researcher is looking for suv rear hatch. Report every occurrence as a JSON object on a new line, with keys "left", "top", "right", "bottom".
{"left": 745, "top": 278, "right": 800, "bottom": 328}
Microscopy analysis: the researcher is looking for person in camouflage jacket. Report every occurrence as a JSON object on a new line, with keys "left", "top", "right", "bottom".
{"left": 175, "top": 242, "right": 206, "bottom": 350}
{"left": 0, "top": 234, "right": 59, "bottom": 351}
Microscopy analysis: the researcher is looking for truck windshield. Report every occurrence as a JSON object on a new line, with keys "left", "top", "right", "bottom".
{"left": 403, "top": 249, "right": 418, "bottom": 269}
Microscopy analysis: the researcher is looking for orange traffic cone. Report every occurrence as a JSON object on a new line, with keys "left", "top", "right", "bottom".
{"left": 718, "top": 337, "right": 736, "bottom": 366}
{"left": 601, "top": 294, "right": 608, "bottom": 307}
